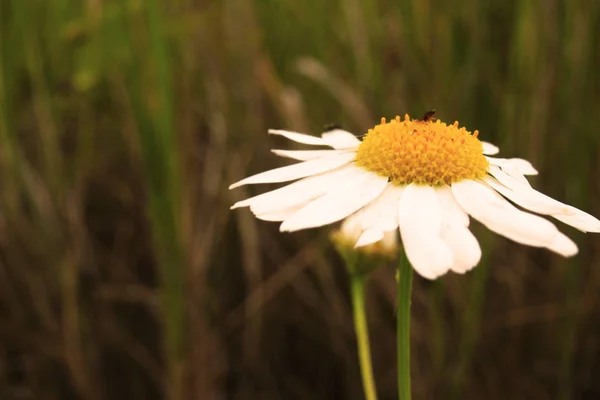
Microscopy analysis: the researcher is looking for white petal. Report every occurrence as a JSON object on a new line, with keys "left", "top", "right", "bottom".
{"left": 500, "top": 158, "right": 539, "bottom": 175}
{"left": 547, "top": 232, "right": 578, "bottom": 257}
{"left": 440, "top": 224, "right": 482, "bottom": 273}
{"left": 503, "top": 168, "right": 531, "bottom": 186}
{"left": 397, "top": 184, "right": 453, "bottom": 279}
{"left": 401, "top": 235, "right": 454, "bottom": 280}
{"left": 512, "top": 158, "right": 538, "bottom": 175}
{"left": 255, "top": 204, "right": 306, "bottom": 221}
{"left": 486, "top": 156, "right": 538, "bottom": 187}
{"left": 321, "top": 129, "right": 361, "bottom": 150}
{"left": 486, "top": 167, "right": 600, "bottom": 232}
{"left": 483, "top": 172, "right": 571, "bottom": 215}
{"left": 452, "top": 180, "right": 559, "bottom": 247}
{"left": 481, "top": 141, "right": 500, "bottom": 155}
{"left": 231, "top": 164, "right": 359, "bottom": 211}
{"left": 271, "top": 149, "right": 352, "bottom": 161}
{"left": 254, "top": 168, "right": 374, "bottom": 215}
{"left": 359, "top": 184, "right": 405, "bottom": 232}
{"left": 436, "top": 187, "right": 481, "bottom": 273}
{"left": 229, "top": 152, "right": 355, "bottom": 189}
{"left": 487, "top": 157, "right": 538, "bottom": 175}
{"left": 268, "top": 128, "right": 362, "bottom": 150}
{"left": 487, "top": 159, "right": 531, "bottom": 186}
{"left": 334, "top": 184, "right": 402, "bottom": 248}
{"left": 436, "top": 185, "right": 469, "bottom": 227}
{"left": 552, "top": 208, "right": 600, "bottom": 233}
{"left": 268, "top": 129, "right": 328, "bottom": 146}
{"left": 279, "top": 170, "right": 389, "bottom": 232}
{"left": 355, "top": 228, "right": 384, "bottom": 247}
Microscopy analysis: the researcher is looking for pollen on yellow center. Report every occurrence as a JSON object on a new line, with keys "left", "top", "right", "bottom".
{"left": 355, "top": 115, "right": 489, "bottom": 186}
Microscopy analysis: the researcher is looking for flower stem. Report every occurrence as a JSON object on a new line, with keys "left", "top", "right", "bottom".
{"left": 397, "top": 249, "right": 413, "bottom": 400}
{"left": 350, "top": 273, "right": 378, "bottom": 400}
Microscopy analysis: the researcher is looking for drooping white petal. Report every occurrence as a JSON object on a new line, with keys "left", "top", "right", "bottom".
{"left": 355, "top": 228, "right": 385, "bottom": 247}
{"left": 440, "top": 224, "right": 482, "bottom": 274}
{"left": 486, "top": 157, "right": 537, "bottom": 175}
{"left": 231, "top": 164, "right": 359, "bottom": 211}
{"left": 481, "top": 141, "right": 500, "bottom": 155}
{"left": 487, "top": 160, "right": 531, "bottom": 186}
{"left": 397, "top": 184, "right": 453, "bottom": 279}
{"left": 279, "top": 171, "right": 389, "bottom": 232}
{"left": 486, "top": 156, "right": 538, "bottom": 186}
{"left": 436, "top": 185, "right": 469, "bottom": 227}
{"left": 271, "top": 149, "right": 352, "bottom": 161}
{"left": 229, "top": 152, "right": 355, "bottom": 189}
{"left": 435, "top": 187, "right": 481, "bottom": 273}
{"left": 268, "top": 129, "right": 328, "bottom": 146}
{"left": 547, "top": 232, "right": 578, "bottom": 257}
{"left": 255, "top": 204, "right": 306, "bottom": 222}
{"left": 321, "top": 129, "right": 361, "bottom": 150}
{"left": 503, "top": 169, "right": 530, "bottom": 186}
{"left": 487, "top": 157, "right": 538, "bottom": 175}
{"left": 552, "top": 208, "right": 600, "bottom": 233}
{"left": 252, "top": 166, "right": 373, "bottom": 215}
{"left": 268, "top": 128, "right": 362, "bottom": 150}
{"left": 486, "top": 168, "right": 600, "bottom": 232}
{"left": 511, "top": 158, "right": 538, "bottom": 175}
{"left": 483, "top": 173, "right": 572, "bottom": 215}
{"left": 359, "top": 184, "right": 405, "bottom": 232}
{"left": 400, "top": 233, "right": 454, "bottom": 280}
{"left": 452, "top": 180, "right": 559, "bottom": 247}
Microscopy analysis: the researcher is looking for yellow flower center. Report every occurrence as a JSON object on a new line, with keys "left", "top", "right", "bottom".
{"left": 355, "top": 115, "right": 489, "bottom": 186}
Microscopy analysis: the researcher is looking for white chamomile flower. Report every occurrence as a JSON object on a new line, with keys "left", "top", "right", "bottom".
{"left": 230, "top": 114, "right": 600, "bottom": 279}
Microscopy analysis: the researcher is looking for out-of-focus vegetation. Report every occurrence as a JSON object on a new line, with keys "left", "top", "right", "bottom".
{"left": 1, "top": 0, "right": 600, "bottom": 399}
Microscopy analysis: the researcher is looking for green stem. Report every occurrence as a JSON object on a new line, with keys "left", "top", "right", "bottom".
{"left": 397, "top": 249, "right": 413, "bottom": 400}
{"left": 350, "top": 273, "right": 378, "bottom": 400}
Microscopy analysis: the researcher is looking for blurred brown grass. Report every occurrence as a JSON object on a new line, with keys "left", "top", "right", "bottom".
{"left": 1, "top": 0, "right": 600, "bottom": 399}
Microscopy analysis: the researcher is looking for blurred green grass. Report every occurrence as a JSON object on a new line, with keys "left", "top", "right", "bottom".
{"left": 1, "top": 0, "right": 600, "bottom": 399}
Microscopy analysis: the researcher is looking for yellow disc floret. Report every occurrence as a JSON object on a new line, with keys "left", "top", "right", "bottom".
{"left": 355, "top": 115, "right": 489, "bottom": 186}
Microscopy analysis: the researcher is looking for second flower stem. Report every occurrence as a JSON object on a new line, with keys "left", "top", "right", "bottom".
{"left": 397, "top": 249, "right": 413, "bottom": 400}
{"left": 350, "top": 273, "right": 378, "bottom": 400}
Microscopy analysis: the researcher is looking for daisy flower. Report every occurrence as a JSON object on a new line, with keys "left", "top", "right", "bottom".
{"left": 230, "top": 115, "right": 600, "bottom": 279}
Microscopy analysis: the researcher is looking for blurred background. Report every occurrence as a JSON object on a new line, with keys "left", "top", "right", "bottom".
{"left": 1, "top": 0, "right": 600, "bottom": 399}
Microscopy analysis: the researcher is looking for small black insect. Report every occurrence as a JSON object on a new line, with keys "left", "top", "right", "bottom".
{"left": 323, "top": 123, "right": 344, "bottom": 132}
{"left": 422, "top": 109, "right": 437, "bottom": 122}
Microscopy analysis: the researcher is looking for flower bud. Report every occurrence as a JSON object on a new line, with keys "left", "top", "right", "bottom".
{"left": 331, "top": 215, "right": 398, "bottom": 276}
